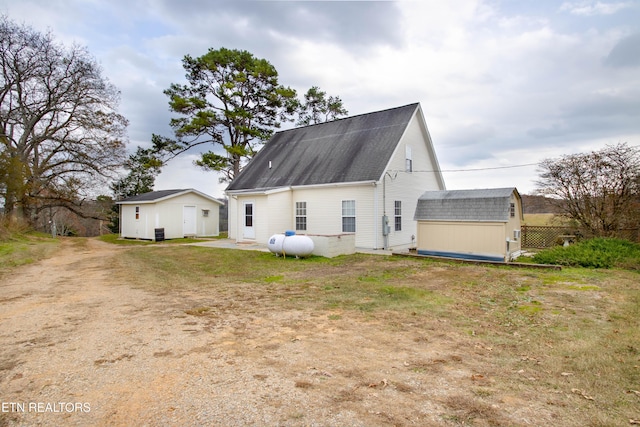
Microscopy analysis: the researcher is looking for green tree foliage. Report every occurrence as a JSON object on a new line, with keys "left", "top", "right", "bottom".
{"left": 106, "top": 146, "right": 163, "bottom": 234}
{"left": 296, "top": 86, "right": 348, "bottom": 126}
{"left": 536, "top": 143, "right": 640, "bottom": 237}
{"left": 111, "top": 146, "right": 163, "bottom": 200}
{"left": 0, "top": 16, "right": 127, "bottom": 225}
{"left": 159, "top": 48, "right": 298, "bottom": 182}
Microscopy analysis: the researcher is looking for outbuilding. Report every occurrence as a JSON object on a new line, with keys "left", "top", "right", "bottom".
{"left": 117, "top": 189, "right": 223, "bottom": 241}
{"left": 414, "top": 188, "right": 523, "bottom": 262}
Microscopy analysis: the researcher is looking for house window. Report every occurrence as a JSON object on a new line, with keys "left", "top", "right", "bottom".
{"left": 202, "top": 209, "right": 209, "bottom": 217}
{"left": 135, "top": 206, "right": 139, "bottom": 220}
{"left": 405, "top": 145, "right": 413, "bottom": 172}
{"left": 510, "top": 203, "right": 515, "bottom": 218}
{"left": 394, "top": 200, "right": 402, "bottom": 231}
{"left": 342, "top": 200, "right": 356, "bottom": 233}
{"left": 295, "top": 202, "right": 307, "bottom": 231}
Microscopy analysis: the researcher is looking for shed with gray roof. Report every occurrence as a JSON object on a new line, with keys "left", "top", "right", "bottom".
{"left": 414, "top": 188, "right": 523, "bottom": 261}
{"left": 117, "top": 189, "right": 223, "bottom": 240}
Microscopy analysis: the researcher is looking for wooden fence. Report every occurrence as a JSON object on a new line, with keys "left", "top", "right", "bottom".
{"left": 521, "top": 225, "right": 640, "bottom": 248}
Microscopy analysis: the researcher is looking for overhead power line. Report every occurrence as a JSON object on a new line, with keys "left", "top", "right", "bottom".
{"left": 391, "top": 162, "right": 540, "bottom": 174}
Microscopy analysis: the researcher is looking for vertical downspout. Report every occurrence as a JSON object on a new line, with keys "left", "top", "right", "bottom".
{"left": 373, "top": 182, "right": 379, "bottom": 249}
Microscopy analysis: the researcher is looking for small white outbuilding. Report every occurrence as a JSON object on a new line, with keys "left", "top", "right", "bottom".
{"left": 117, "top": 189, "right": 223, "bottom": 241}
{"left": 413, "top": 188, "right": 523, "bottom": 262}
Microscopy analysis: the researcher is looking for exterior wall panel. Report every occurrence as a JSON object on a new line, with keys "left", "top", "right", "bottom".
{"left": 120, "top": 193, "right": 220, "bottom": 240}
{"left": 417, "top": 221, "right": 507, "bottom": 259}
{"left": 379, "top": 115, "right": 444, "bottom": 250}
{"left": 292, "top": 185, "right": 376, "bottom": 248}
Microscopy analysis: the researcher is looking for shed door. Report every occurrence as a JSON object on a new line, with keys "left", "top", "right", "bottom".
{"left": 243, "top": 201, "right": 255, "bottom": 239}
{"left": 183, "top": 205, "right": 197, "bottom": 236}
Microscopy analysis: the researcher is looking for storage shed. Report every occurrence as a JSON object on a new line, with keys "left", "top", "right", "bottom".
{"left": 117, "top": 189, "right": 223, "bottom": 241}
{"left": 414, "top": 188, "right": 523, "bottom": 262}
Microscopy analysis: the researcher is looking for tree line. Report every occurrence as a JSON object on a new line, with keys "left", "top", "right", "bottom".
{"left": 1, "top": 16, "right": 638, "bottom": 238}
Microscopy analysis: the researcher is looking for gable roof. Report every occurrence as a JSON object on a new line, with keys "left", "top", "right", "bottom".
{"left": 117, "top": 189, "right": 223, "bottom": 205}
{"left": 226, "top": 103, "right": 427, "bottom": 191}
{"left": 414, "top": 188, "right": 522, "bottom": 222}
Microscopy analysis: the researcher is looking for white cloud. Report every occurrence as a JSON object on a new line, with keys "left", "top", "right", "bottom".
{"left": 1, "top": 0, "right": 638, "bottom": 196}
{"left": 559, "top": 1, "right": 633, "bottom": 16}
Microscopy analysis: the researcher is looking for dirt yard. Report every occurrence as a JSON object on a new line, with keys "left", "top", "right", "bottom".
{"left": 0, "top": 238, "right": 633, "bottom": 426}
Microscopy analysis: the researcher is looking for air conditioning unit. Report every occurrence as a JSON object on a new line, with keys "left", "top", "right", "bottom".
{"left": 514, "top": 229, "right": 521, "bottom": 240}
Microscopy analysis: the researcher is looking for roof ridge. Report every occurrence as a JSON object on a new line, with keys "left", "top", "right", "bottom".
{"left": 276, "top": 102, "right": 420, "bottom": 134}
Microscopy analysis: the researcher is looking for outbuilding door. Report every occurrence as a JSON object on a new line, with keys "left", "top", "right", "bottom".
{"left": 183, "top": 205, "right": 197, "bottom": 236}
{"left": 243, "top": 201, "right": 255, "bottom": 239}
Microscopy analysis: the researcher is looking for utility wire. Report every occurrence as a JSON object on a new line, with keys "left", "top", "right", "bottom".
{"left": 390, "top": 162, "right": 540, "bottom": 174}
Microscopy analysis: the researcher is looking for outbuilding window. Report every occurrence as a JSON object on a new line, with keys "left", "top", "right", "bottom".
{"left": 135, "top": 206, "right": 139, "bottom": 220}
{"left": 295, "top": 202, "right": 307, "bottom": 231}
{"left": 342, "top": 200, "right": 356, "bottom": 233}
{"left": 510, "top": 203, "right": 516, "bottom": 218}
{"left": 202, "top": 209, "right": 209, "bottom": 217}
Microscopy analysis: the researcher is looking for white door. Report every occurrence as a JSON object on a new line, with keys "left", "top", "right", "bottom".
{"left": 183, "top": 206, "right": 197, "bottom": 236}
{"left": 243, "top": 201, "right": 255, "bottom": 239}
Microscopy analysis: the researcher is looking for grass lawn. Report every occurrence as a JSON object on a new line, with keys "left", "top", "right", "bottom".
{"left": 2, "top": 235, "right": 639, "bottom": 425}
{"left": 111, "top": 244, "right": 640, "bottom": 425}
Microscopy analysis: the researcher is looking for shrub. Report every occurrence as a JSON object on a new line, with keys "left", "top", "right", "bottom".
{"left": 532, "top": 237, "right": 640, "bottom": 269}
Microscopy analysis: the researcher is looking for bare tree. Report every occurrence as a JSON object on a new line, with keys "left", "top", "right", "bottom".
{"left": 536, "top": 143, "right": 640, "bottom": 237}
{"left": 0, "top": 16, "right": 128, "bottom": 225}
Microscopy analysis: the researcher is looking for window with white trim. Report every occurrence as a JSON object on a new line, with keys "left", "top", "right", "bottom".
{"left": 295, "top": 202, "right": 307, "bottom": 231}
{"left": 135, "top": 206, "right": 140, "bottom": 220}
{"left": 342, "top": 200, "right": 356, "bottom": 233}
{"left": 405, "top": 145, "right": 413, "bottom": 172}
{"left": 394, "top": 200, "right": 402, "bottom": 231}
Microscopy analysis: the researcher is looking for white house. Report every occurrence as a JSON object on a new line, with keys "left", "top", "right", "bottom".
{"left": 117, "top": 189, "right": 223, "bottom": 240}
{"left": 225, "top": 103, "right": 446, "bottom": 251}
{"left": 414, "top": 188, "right": 524, "bottom": 262}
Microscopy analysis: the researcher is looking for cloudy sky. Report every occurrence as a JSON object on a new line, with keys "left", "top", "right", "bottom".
{"left": 2, "top": 0, "right": 639, "bottom": 197}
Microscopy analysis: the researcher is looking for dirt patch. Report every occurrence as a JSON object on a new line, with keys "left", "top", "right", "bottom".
{"left": 0, "top": 238, "right": 624, "bottom": 426}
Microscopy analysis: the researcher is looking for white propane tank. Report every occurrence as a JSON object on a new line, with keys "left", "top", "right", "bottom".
{"left": 282, "top": 235, "right": 314, "bottom": 258}
{"left": 268, "top": 231, "right": 314, "bottom": 258}
{"left": 267, "top": 234, "right": 286, "bottom": 255}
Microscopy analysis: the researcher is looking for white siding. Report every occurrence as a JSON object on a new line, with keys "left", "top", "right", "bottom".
{"left": 121, "top": 204, "right": 150, "bottom": 239}
{"left": 377, "top": 114, "right": 444, "bottom": 250}
{"left": 120, "top": 193, "right": 220, "bottom": 240}
{"left": 267, "top": 190, "right": 293, "bottom": 237}
{"left": 228, "top": 197, "right": 238, "bottom": 240}
{"left": 292, "top": 184, "right": 376, "bottom": 248}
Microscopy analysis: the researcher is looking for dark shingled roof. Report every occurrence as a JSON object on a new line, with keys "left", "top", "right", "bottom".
{"left": 414, "top": 188, "right": 520, "bottom": 222}
{"left": 117, "top": 189, "right": 222, "bottom": 204}
{"left": 118, "top": 189, "right": 189, "bottom": 203}
{"left": 226, "top": 103, "right": 420, "bottom": 191}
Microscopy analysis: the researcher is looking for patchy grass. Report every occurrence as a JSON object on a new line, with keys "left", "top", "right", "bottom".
{"left": 98, "top": 233, "right": 217, "bottom": 246}
{"left": 0, "top": 231, "right": 59, "bottom": 276}
{"left": 4, "top": 238, "right": 639, "bottom": 425}
{"left": 113, "top": 245, "right": 640, "bottom": 424}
